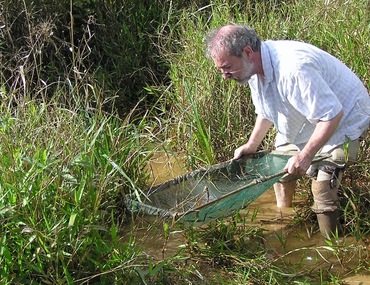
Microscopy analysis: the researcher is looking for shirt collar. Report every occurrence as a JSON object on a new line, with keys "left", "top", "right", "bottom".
{"left": 260, "top": 42, "right": 273, "bottom": 84}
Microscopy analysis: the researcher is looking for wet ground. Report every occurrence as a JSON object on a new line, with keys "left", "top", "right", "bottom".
{"left": 125, "top": 152, "right": 370, "bottom": 284}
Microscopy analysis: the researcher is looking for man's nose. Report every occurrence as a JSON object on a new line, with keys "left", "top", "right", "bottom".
{"left": 222, "top": 72, "right": 232, "bottom": 79}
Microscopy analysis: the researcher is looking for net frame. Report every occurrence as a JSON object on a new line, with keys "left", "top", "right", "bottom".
{"left": 125, "top": 150, "right": 330, "bottom": 225}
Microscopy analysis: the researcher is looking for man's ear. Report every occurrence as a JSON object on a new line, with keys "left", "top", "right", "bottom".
{"left": 242, "top": 46, "right": 253, "bottom": 58}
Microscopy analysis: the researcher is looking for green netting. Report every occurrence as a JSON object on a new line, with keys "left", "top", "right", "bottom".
{"left": 125, "top": 151, "right": 327, "bottom": 225}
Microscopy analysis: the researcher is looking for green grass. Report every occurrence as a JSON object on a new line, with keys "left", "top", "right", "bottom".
{"left": 160, "top": 0, "right": 369, "bottom": 163}
{"left": 0, "top": 0, "right": 369, "bottom": 284}
{"left": 0, "top": 93, "right": 158, "bottom": 283}
{"left": 153, "top": 0, "right": 370, "bottom": 283}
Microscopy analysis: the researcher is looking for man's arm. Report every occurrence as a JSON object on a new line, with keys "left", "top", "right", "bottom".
{"left": 285, "top": 110, "right": 344, "bottom": 175}
{"left": 234, "top": 114, "right": 273, "bottom": 159}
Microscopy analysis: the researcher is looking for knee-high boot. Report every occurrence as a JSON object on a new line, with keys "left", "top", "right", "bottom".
{"left": 311, "top": 179, "right": 341, "bottom": 237}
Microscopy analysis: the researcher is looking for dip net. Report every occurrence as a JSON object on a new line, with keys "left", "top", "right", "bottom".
{"left": 125, "top": 151, "right": 327, "bottom": 225}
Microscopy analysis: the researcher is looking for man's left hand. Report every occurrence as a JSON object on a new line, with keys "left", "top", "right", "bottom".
{"left": 284, "top": 152, "right": 313, "bottom": 176}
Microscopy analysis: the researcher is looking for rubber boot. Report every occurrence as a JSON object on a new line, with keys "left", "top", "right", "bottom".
{"left": 316, "top": 210, "right": 340, "bottom": 237}
{"left": 311, "top": 179, "right": 341, "bottom": 238}
{"left": 273, "top": 180, "right": 297, "bottom": 208}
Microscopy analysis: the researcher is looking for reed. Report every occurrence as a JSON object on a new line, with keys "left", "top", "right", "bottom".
{"left": 155, "top": 0, "right": 370, "bottom": 283}
{"left": 0, "top": 88, "right": 161, "bottom": 283}
{"left": 161, "top": 0, "right": 369, "bottom": 164}
{"left": 0, "top": 0, "right": 369, "bottom": 284}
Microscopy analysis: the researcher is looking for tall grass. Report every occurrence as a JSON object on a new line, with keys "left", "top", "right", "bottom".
{"left": 0, "top": 88, "right": 161, "bottom": 283}
{"left": 160, "top": 0, "right": 369, "bottom": 164}
{"left": 0, "top": 0, "right": 172, "bottom": 114}
{"left": 0, "top": 0, "right": 188, "bottom": 282}
{"left": 153, "top": 0, "right": 370, "bottom": 283}
{"left": 0, "top": 0, "right": 369, "bottom": 284}
{"left": 159, "top": 0, "right": 370, "bottom": 229}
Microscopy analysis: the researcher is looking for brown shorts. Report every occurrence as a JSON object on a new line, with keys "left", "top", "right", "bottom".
{"left": 275, "top": 136, "right": 362, "bottom": 182}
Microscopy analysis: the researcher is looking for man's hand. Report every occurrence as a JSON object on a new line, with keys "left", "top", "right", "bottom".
{"left": 284, "top": 151, "right": 314, "bottom": 176}
{"left": 233, "top": 143, "right": 257, "bottom": 160}
{"left": 285, "top": 110, "right": 343, "bottom": 175}
{"left": 233, "top": 116, "right": 272, "bottom": 160}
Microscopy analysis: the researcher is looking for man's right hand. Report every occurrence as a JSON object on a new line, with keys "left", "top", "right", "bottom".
{"left": 233, "top": 143, "right": 257, "bottom": 160}
{"left": 233, "top": 115, "right": 272, "bottom": 159}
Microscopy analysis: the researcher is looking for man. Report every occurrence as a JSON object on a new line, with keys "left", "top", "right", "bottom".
{"left": 205, "top": 24, "right": 370, "bottom": 237}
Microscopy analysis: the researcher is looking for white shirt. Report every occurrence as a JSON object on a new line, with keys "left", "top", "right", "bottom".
{"left": 249, "top": 40, "right": 370, "bottom": 152}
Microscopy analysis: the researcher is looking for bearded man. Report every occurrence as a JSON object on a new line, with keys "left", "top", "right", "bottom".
{"left": 205, "top": 24, "right": 370, "bottom": 237}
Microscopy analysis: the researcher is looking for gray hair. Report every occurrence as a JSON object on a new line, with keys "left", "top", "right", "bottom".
{"left": 204, "top": 24, "right": 261, "bottom": 58}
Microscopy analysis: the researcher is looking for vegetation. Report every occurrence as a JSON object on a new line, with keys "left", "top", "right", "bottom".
{"left": 0, "top": 0, "right": 369, "bottom": 284}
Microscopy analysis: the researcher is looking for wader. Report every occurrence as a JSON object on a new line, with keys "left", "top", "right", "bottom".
{"left": 273, "top": 137, "right": 362, "bottom": 238}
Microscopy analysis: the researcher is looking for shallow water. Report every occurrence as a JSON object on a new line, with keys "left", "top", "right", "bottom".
{"left": 126, "top": 153, "right": 370, "bottom": 284}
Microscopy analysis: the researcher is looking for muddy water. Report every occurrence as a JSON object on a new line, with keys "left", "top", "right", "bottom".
{"left": 127, "top": 153, "right": 370, "bottom": 284}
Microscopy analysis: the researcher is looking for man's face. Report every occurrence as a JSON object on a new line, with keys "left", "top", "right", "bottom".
{"left": 212, "top": 48, "right": 255, "bottom": 85}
